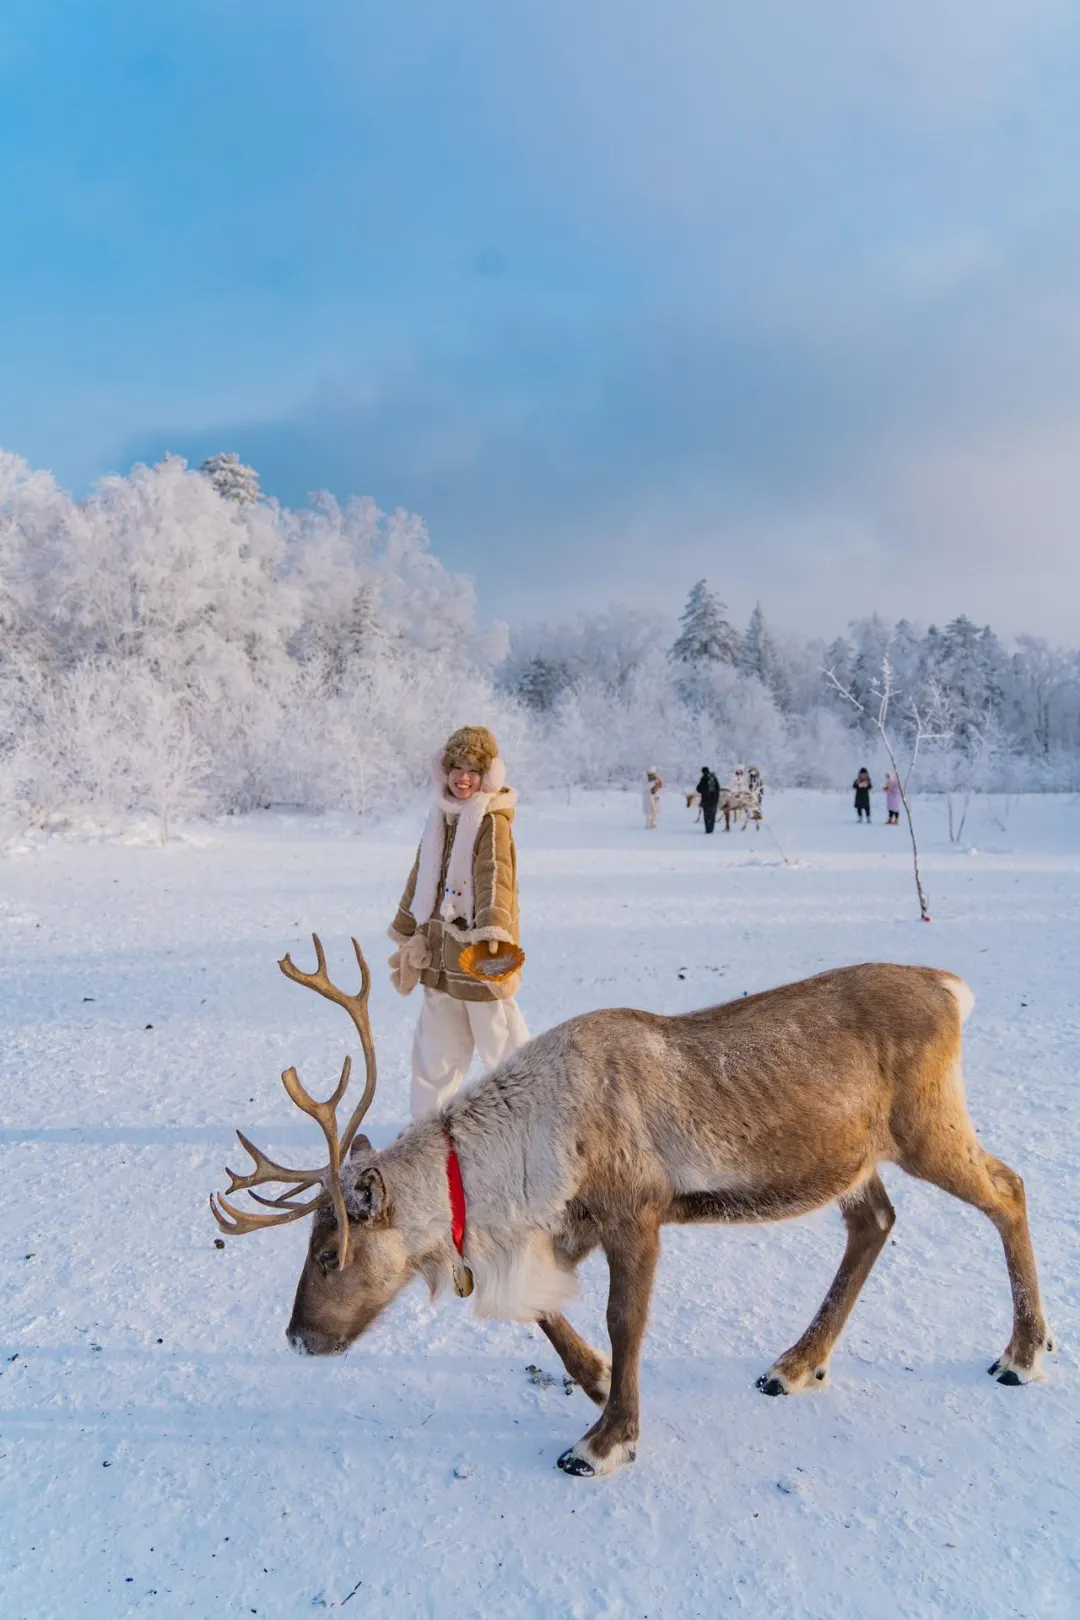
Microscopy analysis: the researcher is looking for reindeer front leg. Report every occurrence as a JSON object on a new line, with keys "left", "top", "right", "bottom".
{"left": 557, "top": 1216, "right": 660, "bottom": 1478}
{"left": 539, "top": 1314, "right": 611, "bottom": 1406}
{"left": 540, "top": 1209, "right": 609, "bottom": 1402}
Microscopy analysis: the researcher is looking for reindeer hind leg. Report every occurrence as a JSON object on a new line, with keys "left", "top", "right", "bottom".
{"left": 896, "top": 1113, "right": 1052, "bottom": 1384}
{"left": 757, "top": 1171, "right": 896, "bottom": 1396}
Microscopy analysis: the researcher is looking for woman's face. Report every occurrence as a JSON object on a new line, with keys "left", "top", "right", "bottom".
{"left": 448, "top": 766, "right": 483, "bottom": 801}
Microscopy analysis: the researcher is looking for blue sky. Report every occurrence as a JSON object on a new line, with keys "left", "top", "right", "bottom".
{"left": 2, "top": 0, "right": 1079, "bottom": 636}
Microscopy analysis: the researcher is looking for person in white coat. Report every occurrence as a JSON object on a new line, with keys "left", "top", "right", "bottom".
{"left": 642, "top": 769, "right": 663, "bottom": 829}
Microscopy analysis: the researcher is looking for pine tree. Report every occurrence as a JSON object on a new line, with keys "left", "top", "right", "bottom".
{"left": 923, "top": 615, "right": 1006, "bottom": 749}
{"left": 670, "top": 581, "right": 740, "bottom": 666}
{"left": 824, "top": 633, "right": 856, "bottom": 717}
{"left": 200, "top": 452, "right": 260, "bottom": 506}
{"left": 850, "top": 615, "right": 892, "bottom": 715}
{"left": 889, "top": 619, "right": 922, "bottom": 694}
{"left": 738, "top": 602, "right": 792, "bottom": 712}
{"left": 976, "top": 625, "right": 1007, "bottom": 717}
{"left": 738, "top": 603, "right": 768, "bottom": 681}
{"left": 518, "top": 655, "right": 570, "bottom": 712}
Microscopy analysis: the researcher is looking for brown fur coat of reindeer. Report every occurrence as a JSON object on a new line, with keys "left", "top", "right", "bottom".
{"left": 212, "top": 939, "right": 1052, "bottom": 1479}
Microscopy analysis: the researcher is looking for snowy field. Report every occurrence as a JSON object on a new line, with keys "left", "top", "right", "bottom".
{"left": 1, "top": 788, "right": 1077, "bottom": 1619}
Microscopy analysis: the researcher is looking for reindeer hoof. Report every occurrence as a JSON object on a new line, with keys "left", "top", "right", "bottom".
{"left": 988, "top": 1337, "right": 1050, "bottom": 1384}
{"left": 556, "top": 1437, "right": 636, "bottom": 1477}
{"left": 756, "top": 1374, "right": 787, "bottom": 1397}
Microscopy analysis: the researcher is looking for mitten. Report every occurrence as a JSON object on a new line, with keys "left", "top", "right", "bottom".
{"left": 388, "top": 931, "right": 432, "bottom": 997}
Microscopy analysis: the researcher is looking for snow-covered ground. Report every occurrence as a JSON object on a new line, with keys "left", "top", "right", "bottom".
{"left": 1, "top": 789, "right": 1077, "bottom": 1618}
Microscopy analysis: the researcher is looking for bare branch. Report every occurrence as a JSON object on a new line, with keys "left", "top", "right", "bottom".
{"left": 822, "top": 658, "right": 933, "bottom": 922}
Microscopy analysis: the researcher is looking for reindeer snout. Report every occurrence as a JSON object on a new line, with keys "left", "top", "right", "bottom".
{"left": 287, "top": 1325, "right": 347, "bottom": 1357}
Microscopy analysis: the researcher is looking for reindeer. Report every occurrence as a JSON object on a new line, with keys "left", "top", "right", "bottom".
{"left": 720, "top": 786, "right": 762, "bottom": 832}
{"left": 212, "top": 937, "right": 1053, "bottom": 1479}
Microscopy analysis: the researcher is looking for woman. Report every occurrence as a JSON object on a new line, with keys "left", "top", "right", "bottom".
{"left": 883, "top": 770, "right": 902, "bottom": 825}
{"left": 389, "top": 726, "right": 529, "bottom": 1120}
{"left": 853, "top": 767, "right": 873, "bottom": 823}
{"left": 642, "top": 769, "right": 663, "bottom": 829}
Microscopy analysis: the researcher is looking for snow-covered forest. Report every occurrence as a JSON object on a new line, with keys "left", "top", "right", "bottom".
{"left": 1, "top": 448, "right": 1077, "bottom": 835}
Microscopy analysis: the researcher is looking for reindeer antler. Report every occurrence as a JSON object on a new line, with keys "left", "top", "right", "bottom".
{"left": 277, "top": 934, "right": 377, "bottom": 1161}
{"left": 209, "top": 935, "right": 377, "bottom": 1265}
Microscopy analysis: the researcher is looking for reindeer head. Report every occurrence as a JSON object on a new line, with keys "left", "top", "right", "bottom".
{"left": 211, "top": 935, "right": 413, "bottom": 1356}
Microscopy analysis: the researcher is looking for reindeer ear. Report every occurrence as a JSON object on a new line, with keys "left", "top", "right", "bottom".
{"left": 348, "top": 1133, "right": 373, "bottom": 1160}
{"left": 347, "top": 1166, "right": 386, "bottom": 1223}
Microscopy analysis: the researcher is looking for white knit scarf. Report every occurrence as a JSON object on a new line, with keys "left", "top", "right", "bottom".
{"left": 411, "top": 790, "right": 494, "bottom": 930}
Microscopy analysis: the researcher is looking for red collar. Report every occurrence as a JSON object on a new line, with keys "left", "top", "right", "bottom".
{"left": 444, "top": 1131, "right": 467, "bottom": 1257}
{"left": 444, "top": 1132, "right": 474, "bottom": 1297}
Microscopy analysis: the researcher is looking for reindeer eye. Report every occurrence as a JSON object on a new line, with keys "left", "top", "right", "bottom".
{"left": 319, "top": 1248, "right": 339, "bottom": 1271}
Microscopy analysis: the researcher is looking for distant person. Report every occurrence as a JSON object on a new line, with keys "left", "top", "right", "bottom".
{"left": 643, "top": 769, "right": 663, "bottom": 829}
{"left": 853, "top": 767, "right": 873, "bottom": 823}
{"left": 883, "top": 771, "right": 902, "bottom": 825}
{"left": 696, "top": 766, "right": 721, "bottom": 834}
{"left": 747, "top": 764, "right": 763, "bottom": 806}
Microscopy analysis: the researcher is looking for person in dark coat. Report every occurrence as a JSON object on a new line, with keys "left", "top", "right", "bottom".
{"left": 853, "top": 767, "right": 872, "bottom": 822}
{"left": 697, "top": 766, "right": 721, "bottom": 834}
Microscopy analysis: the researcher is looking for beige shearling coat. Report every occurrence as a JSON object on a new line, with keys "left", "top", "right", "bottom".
{"left": 390, "top": 789, "right": 521, "bottom": 1002}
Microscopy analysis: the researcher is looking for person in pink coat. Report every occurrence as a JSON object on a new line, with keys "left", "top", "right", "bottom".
{"left": 883, "top": 771, "right": 902, "bottom": 825}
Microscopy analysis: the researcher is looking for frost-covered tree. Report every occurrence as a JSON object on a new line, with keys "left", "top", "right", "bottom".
{"left": 921, "top": 616, "right": 1006, "bottom": 749}
{"left": 670, "top": 581, "right": 740, "bottom": 668}
{"left": 51, "top": 455, "right": 296, "bottom": 679}
{"left": 850, "top": 615, "right": 892, "bottom": 722}
{"left": 888, "top": 619, "right": 923, "bottom": 696}
{"left": 1007, "top": 637, "right": 1077, "bottom": 763}
{"left": 739, "top": 602, "right": 792, "bottom": 713}
{"left": 738, "top": 603, "right": 768, "bottom": 681}
{"left": 130, "top": 676, "right": 211, "bottom": 841}
{"left": 821, "top": 634, "right": 856, "bottom": 728}
{"left": 501, "top": 607, "right": 665, "bottom": 713}
{"left": 200, "top": 451, "right": 260, "bottom": 506}
{"left": 516, "top": 654, "right": 573, "bottom": 713}
{"left": 284, "top": 496, "right": 482, "bottom": 674}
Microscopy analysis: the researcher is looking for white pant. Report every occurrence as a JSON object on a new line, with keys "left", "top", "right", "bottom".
{"left": 410, "top": 987, "right": 530, "bottom": 1120}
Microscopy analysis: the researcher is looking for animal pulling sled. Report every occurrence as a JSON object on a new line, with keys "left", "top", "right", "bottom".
{"left": 212, "top": 935, "right": 1052, "bottom": 1479}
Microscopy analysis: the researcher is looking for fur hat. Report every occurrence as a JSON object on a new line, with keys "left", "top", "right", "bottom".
{"left": 435, "top": 726, "right": 506, "bottom": 793}
{"left": 442, "top": 725, "right": 499, "bottom": 776}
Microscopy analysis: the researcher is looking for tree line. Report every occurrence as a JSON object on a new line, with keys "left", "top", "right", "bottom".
{"left": 1, "top": 450, "right": 1076, "bottom": 837}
